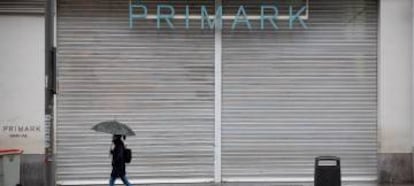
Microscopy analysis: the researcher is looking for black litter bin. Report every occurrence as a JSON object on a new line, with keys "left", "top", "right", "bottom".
{"left": 314, "top": 156, "right": 341, "bottom": 186}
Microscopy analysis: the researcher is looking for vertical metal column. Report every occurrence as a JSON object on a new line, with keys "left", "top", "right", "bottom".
{"left": 214, "top": 0, "right": 222, "bottom": 183}
{"left": 45, "top": 0, "right": 56, "bottom": 185}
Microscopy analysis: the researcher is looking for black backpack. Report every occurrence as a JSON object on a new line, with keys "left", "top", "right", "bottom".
{"left": 124, "top": 148, "right": 132, "bottom": 163}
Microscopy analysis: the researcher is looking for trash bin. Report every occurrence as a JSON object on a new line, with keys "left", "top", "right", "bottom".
{"left": 0, "top": 149, "right": 23, "bottom": 186}
{"left": 314, "top": 156, "right": 341, "bottom": 186}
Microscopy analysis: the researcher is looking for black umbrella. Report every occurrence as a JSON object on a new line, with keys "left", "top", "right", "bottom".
{"left": 91, "top": 120, "right": 136, "bottom": 136}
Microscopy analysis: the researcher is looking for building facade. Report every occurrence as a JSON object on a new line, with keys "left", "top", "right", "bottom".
{"left": 1, "top": 0, "right": 414, "bottom": 185}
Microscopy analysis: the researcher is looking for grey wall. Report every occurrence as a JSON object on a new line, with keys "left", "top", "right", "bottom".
{"left": 0, "top": 15, "right": 45, "bottom": 154}
{"left": 379, "top": 0, "right": 413, "bottom": 183}
{"left": 0, "top": 15, "right": 46, "bottom": 186}
{"left": 379, "top": 0, "right": 413, "bottom": 154}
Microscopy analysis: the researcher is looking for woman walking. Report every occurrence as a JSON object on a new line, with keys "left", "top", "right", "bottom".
{"left": 109, "top": 135, "right": 132, "bottom": 186}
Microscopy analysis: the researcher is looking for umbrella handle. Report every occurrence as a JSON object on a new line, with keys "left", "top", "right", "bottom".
{"left": 109, "top": 142, "right": 113, "bottom": 157}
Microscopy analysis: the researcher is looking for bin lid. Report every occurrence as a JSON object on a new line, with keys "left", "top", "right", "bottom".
{"left": 0, "top": 149, "right": 23, "bottom": 155}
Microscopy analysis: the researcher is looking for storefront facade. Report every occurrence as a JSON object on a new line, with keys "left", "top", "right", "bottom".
{"left": 56, "top": 0, "right": 378, "bottom": 185}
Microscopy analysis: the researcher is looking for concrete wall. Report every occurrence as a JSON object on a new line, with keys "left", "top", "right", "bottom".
{"left": 0, "top": 15, "right": 45, "bottom": 186}
{"left": 379, "top": 0, "right": 413, "bottom": 183}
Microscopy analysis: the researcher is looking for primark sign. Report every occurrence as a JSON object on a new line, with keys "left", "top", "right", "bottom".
{"left": 129, "top": 0, "right": 309, "bottom": 30}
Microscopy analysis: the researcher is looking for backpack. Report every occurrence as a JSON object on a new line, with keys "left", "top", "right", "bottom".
{"left": 124, "top": 148, "right": 132, "bottom": 163}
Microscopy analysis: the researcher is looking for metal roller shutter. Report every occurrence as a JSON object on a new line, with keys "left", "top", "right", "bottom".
{"left": 0, "top": 0, "right": 45, "bottom": 14}
{"left": 56, "top": 0, "right": 215, "bottom": 185}
{"left": 222, "top": 0, "right": 378, "bottom": 182}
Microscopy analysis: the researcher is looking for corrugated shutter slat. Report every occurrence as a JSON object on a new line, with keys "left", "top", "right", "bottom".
{"left": 0, "top": 0, "right": 45, "bottom": 14}
{"left": 221, "top": 0, "right": 377, "bottom": 181}
{"left": 57, "top": 0, "right": 215, "bottom": 184}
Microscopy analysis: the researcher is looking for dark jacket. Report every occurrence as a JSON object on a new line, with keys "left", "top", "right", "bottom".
{"left": 111, "top": 138, "right": 126, "bottom": 177}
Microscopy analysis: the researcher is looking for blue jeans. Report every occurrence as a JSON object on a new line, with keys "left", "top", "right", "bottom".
{"left": 109, "top": 175, "right": 132, "bottom": 186}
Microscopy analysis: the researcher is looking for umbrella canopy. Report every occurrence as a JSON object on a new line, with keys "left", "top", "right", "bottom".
{"left": 91, "top": 120, "right": 136, "bottom": 136}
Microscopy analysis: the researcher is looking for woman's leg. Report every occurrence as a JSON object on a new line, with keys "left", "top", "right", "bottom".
{"left": 120, "top": 175, "right": 132, "bottom": 186}
{"left": 109, "top": 176, "right": 116, "bottom": 186}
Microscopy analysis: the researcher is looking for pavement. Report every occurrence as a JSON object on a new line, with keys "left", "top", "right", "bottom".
{"left": 88, "top": 183, "right": 414, "bottom": 186}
